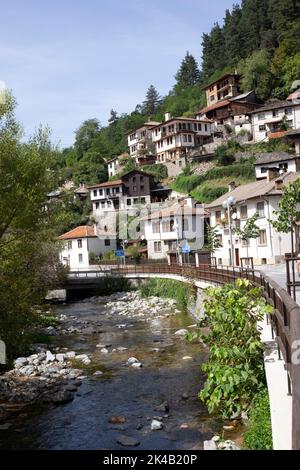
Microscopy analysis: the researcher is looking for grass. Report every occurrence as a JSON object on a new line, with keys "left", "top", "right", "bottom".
{"left": 139, "top": 278, "right": 195, "bottom": 310}
{"left": 191, "top": 174, "right": 256, "bottom": 203}
{"left": 95, "top": 276, "right": 134, "bottom": 296}
{"left": 171, "top": 161, "right": 255, "bottom": 196}
{"left": 243, "top": 389, "right": 273, "bottom": 450}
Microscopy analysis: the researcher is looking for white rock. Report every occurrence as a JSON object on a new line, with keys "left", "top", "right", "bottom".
{"left": 56, "top": 354, "right": 65, "bottom": 363}
{"left": 182, "top": 356, "right": 193, "bottom": 361}
{"left": 151, "top": 420, "right": 163, "bottom": 431}
{"left": 76, "top": 354, "right": 89, "bottom": 361}
{"left": 131, "top": 362, "right": 142, "bottom": 369}
{"left": 14, "top": 358, "right": 28, "bottom": 369}
{"left": 100, "top": 348, "right": 109, "bottom": 354}
{"left": 174, "top": 329, "right": 188, "bottom": 337}
{"left": 82, "top": 358, "right": 91, "bottom": 365}
{"left": 204, "top": 440, "right": 217, "bottom": 451}
{"left": 45, "top": 351, "right": 56, "bottom": 363}
{"left": 127, "top": 357, "right": 139, "bottom": 365}
{"left": 66, "top": 351, "right": 76, "bottom": 359}
{"left": 93, "top": 371, "right": 103, "bottom": 376}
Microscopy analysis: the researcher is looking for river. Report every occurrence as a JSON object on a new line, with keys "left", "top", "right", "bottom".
{"left": 0, "top": 293, "right": 222, "bottom": 450}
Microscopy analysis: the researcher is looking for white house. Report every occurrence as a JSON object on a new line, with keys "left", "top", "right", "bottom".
{"left": 249, "top": 99, "right": 300, "bottom": 143}
{"left": 151, "top": 113, "right": 212, "bottom": 164}
{"left": 128, "top": 122, "right": 160, "bottom": 163}
{"left": 141, "top": 197, "right": 205, "bottom": 261}
{"left": 59, "top": 225, "right": 116, "bottom": 270}
{"left": 254, "top": 152, "right": 300, "bottom": 180}
{"left": 206, "top": 172, "right": 299, "bottom": 266}
{"left": 107, "top": 153, "right": 129, "bottom": 178}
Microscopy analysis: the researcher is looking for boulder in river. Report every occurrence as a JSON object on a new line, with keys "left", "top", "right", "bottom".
{"left": 51, "top": 390, "right": 74, "bottom": 405}
{"left": 174, "top": 329, "right": 188, "bottom": 337}
{"left": 117, "top": 435, "right": 140, "bottom": 447}
{"left": 151, "top": 420, "right": 163, "bottom": 431}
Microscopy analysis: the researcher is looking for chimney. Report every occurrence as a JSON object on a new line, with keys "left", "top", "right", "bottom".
{"left": 165, "top": 112, "right": 171, "bottom": 122}
{"left": 267, "top": 168, "right": 279, "bottom": 182}
{"left": 185, "top": 196, "right": 194, "bottom": 208}
{"left": 228, "top": 181, "right": 236, "bottom": 192}
{"left": 275, "top": 178, "right": 284, "bottom": 191}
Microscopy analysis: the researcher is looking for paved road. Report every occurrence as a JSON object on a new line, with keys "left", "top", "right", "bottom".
{"left": 258, "top": 263, "right": 300, "bottom": 304}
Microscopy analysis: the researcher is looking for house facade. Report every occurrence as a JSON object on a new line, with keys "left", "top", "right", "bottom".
{"left": 254, "top": 152, "right": 300, "bottom": 180}
{"left": 203, "top": 73, "right": 241, "bottom": 106}
{"left": 151, "top": 114, "right": 212, "bottom": 163}
{"left": 128, "top": 122, "right": 160, "bottom": 163}
{"left": 59, "top": 226, "right": 116, "bottom": 270}
{"left": 206, "top": 173, "right": 298, "bottom": 266}
{"left": 142, "top": 197, "right": 205, "bottom": 260}
{"left": 250, "top": 100, "right": 300, "bottom": 143}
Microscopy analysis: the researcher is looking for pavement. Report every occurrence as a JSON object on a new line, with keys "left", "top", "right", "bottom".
{"left": 257, "top": 263, "right": 300, "bottom": 304}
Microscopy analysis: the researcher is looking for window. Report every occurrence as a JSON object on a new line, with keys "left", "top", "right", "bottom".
{"left": 259, "top": 125, "right": 266, "bottom": 132}
{"left": 205, "top": 124, "right": 208, "bottom": 132}
{"left": 93, "top": 190, "right": 97, "bottom": 197}
{"left": 242, "top": 238, "right": 250, "bottom": 247}
{"left": 216, "top": 234, "right": 223, "bottom": 247}
{"left": 78, "top": 254, "right": 83, "bottom": 263}
{"left": 240, "top": 205, "right": 248, "bottom": 219}
{"left": 215, "top": 210, "right": 222, "bottom": 224}
{"left": 133, "top": 186, "right": 137, "bottom": 192}
{"left": 141, "top": 197, "right": 146, "bottom": 204}
{"left": 152, "top": 221, "right": 160, "bottom": 234}
{"left": 258, "top": 113, "right": 266, "bottom": 121}
{"left": 198, "top": 123, "right": 202, "bottom": 131}
{"left": 78, "top": 239, "right": 82, "bottom": 249}
{"left": 99, "top": 189, "right": 103, "bottom": 196}
{"left": 256, "top": 202, "right": 265, "bottom": 218}
{"left": 188, "top": 135, "right": 192, "bottom": 143}
{"left": 105, "top": 239, "right": 111, "bottom": 246}
{"left": 258, "top": 230, "right": 267, "bottom": 246}
{"left": 101, "top": 202, "right": 105, "bottom": 208}
{"left": 133, "top": 198, "right": 139, "bottom": 204}
{"left": 285, "top": 108, "right": 293, "bottom": 115}
{"left": 183, "top": 218, "right": 189, "bottom": 231}
{"left": 162, "top": 220, "right": 171, "bottom": 232}
{"left": 68, "top": 241, "right": 72, "bottom": 250}
{"left": 116, "top": 187, "right": 120, "bottom": 194}
{"left": 140, "top": 185, "right": 144, "bottom": 191}
{"left": 95, "top": 202, "right": 99, "bottom": 210}
{"left": 127, "top": 199, "right": 131, "bottom": 206}
{"left": 154, "top": 241, "right": 162, "bottom": 253}
{"left": 272, "top": 110, "right": 279, "bottom": 117}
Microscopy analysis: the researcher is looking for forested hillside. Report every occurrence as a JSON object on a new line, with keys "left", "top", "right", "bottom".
{"left": 55, "top": 0, "right": 300, "bottom": 186}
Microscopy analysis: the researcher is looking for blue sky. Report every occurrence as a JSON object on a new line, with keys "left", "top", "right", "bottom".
{"left": 0, "top": 0, "right": 237, "bottom": 147}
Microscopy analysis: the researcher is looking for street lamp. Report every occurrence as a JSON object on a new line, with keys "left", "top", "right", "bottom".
{"left": 222, "top": 196, "right": 236, "bottom": 266}
{"left": 122, "top": 239, "right": 128, "bottom": 266}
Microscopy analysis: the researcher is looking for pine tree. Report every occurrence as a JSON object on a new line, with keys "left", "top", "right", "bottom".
{"left": 268, "top": 0, "right": 300, "bottom": 37}
{"left": 202, "top": 23, "right": 226, "bottom": 79}
{"left": 223, "top": 5, "right": 243, "bottom": 66}
{"left": 175, "top": 52, "right": 200, "bottom": 89}
{"left": 142, "top": 85, "right": 161, "bottom": 116}
{"left": 108, "top": 109, "right": 118, "bottom": 125}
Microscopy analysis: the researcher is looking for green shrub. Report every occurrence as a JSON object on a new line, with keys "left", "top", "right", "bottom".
{"left": 140, "top": 278, "right": 194, "bottom": 309}
{"left": 142, "top": 163, "right": 168, "bottom": 180}
{"left": 172, "top": 161, "right": 254, "bottom": 194}
{"left": 191, "top": 279, "right": 273, "bottom": 418}
{"left": 191, "top": 185, "right": 227, "bottom": 203}
{"left": 243, "top": 390, "right": 273, "bottom": 450}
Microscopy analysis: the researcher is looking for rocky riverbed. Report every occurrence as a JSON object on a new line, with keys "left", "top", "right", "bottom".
{"left": 0, "top": 291, "right": 240, "bottom": 450}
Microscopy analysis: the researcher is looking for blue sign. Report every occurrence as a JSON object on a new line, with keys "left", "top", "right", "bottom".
{"left": 182, "top": 243, "right": 191, "bottom": 254}
{"left": 115, "top": 250, "right": 125, "bottom": 257}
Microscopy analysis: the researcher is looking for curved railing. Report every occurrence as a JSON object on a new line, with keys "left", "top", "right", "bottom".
{"left": 67, "top": 263, "right": 300, "bottom": 449}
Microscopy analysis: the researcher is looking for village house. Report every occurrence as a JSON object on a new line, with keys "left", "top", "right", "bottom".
{"left": 206, "top": 172, "right": 299, "bottom": 267}
{"left": 254, "top": 152, "right": 300, "bottom": 180}
{"left": 141, "top": 197, "right": 206, "bottom": 262}
{"left": 107, "top": 153, "right": 129, "bottom": 178}
{"left": 249, "top": 98, "right": 300, "bottom": 143}
{"left": 58, "top": 225, "right": 116, "bottom": 270}
{"left": 127, "top": 122, "right": 160, "bottom": 164}
{"left": 151, "top": 113, "right": 212, "bottom": 164}
{"left": 204, "top": 72, "right": 241, "bottom": 106}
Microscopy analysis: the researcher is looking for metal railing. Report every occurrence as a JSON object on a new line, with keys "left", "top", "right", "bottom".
{"left": 67, "top": 262, "right": 300, "bottom": 449}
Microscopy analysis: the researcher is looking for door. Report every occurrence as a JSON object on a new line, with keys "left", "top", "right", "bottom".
{"left": 235, "top": 248, "right": 240, "bottom": 266}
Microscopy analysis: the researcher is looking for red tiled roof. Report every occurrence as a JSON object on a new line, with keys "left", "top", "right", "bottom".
{"left": 196, "top": 100, "right": 231, "bottom": 115}
{"left": 58, "top": 226, "right": 96, "bottom": 240}
{"left": 268, "top": 130, "right": 290, "bottom": 140}
{"left": 88, "top": 180, "right": 122, "bottom": 189}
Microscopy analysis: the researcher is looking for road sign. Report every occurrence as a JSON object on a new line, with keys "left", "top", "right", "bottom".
{"left": 115, "top": 250, "right": 125, "bottom": 257}
{"left": 182, "top": 243, "right": 191, "bottom": 254}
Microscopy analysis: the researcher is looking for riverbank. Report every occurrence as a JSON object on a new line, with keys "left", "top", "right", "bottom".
{"left": 0, "top": 290, "right": 226, "bottom": 450}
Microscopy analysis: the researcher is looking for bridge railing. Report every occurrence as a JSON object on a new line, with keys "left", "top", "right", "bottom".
{"left": 67, "top": 262, "right": 300, "bottom": 449}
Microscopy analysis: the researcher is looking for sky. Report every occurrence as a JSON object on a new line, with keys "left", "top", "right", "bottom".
{"left": 0, "top": 0, "right": 238, "bottom": 147}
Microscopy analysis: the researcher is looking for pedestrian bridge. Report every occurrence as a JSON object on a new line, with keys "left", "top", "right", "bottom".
{"left": 66, "top": 263, "right": 300, "bottom": 450}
